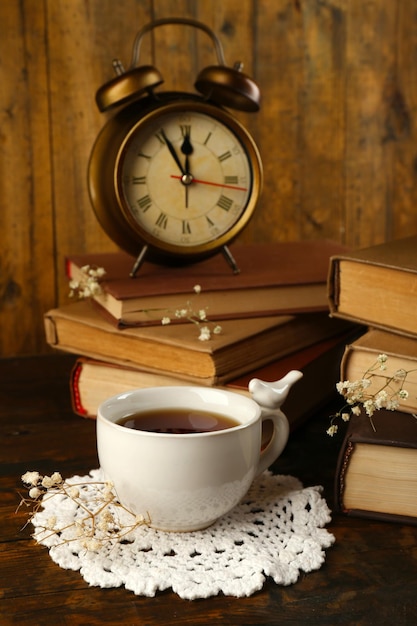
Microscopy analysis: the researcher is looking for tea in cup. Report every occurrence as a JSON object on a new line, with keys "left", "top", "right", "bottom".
{"left": 96, "top": 372, "right": 301, "bottom": 532}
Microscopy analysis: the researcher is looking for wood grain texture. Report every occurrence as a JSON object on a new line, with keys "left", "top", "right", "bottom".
{"left": 0, "top": 1, "right": 55, "bottom": 356}
{"left": 2, "top": 0, "right": 417, "bottom": 356}
{"left": 344, "top": 1, "right": 398, "bottom": 248}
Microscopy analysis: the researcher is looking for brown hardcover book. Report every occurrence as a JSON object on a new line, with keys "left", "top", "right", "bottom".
{"left": 66, "top": 240, "right": 349, "bottom": 327}
{"left": 328, "top": 235, "right": 417, "bottom": 338}
{"left": 341, "top": 328, "right": 417, "bottom": 415}
{"left": 44, "top": 300, "right": 353, "bottom": 385}
{"left": 335, "top": 408, "right": 417, "bottom": 525}
{"left": 70, "top": 331, "right": 357, "bottom": 425}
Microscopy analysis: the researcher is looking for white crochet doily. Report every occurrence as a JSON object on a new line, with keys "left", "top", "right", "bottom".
{"left": 31, "top": 469, "right": 335, "bottom": 599}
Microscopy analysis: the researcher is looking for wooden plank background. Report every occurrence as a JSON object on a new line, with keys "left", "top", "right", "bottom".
{"left": 1, "top": 0, "right": 417, "bottom": 358}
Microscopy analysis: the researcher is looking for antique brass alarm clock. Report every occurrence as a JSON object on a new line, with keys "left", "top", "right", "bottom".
{"left": 88, "top": 18, "right": 262, "bottom": 275}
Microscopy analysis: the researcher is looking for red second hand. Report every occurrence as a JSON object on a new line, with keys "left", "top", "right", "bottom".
{"left": 170, "top": 174, "right": 247, "bottom": 192}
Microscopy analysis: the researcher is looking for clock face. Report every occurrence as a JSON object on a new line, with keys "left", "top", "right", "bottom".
{"left": 114, "top": 101, "right": 261, "bottom": 256}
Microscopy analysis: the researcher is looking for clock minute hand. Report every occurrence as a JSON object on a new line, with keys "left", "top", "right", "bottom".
{"left": 180, "top": 133, "right": 193, "bottom": 176}
{"left": 180, "top": 132, "right": 194, "bottom": 208}
{"left": 161, "top": 129, "right": 185, "bottom": 176}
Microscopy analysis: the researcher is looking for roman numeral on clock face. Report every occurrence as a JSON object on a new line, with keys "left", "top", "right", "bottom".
{"left": 217, "top": 195, "right": 233, "bottom": 211}
{"left": 155, "top": 212, "right": 168, "bottom": 229}
{"left": 182, "top": 220, "right": 191, "bottom": 234}
{"left": 132, "top": 176, "right": 146, "bottom": 184}
{"left": 137, "top": 195, "right": 152, "bottom": 211}
{"left": 155, "top": 131, "right": 166, "bottom": 145}
{"left": 218, "top": 151, "right": 232, "bottom": 162}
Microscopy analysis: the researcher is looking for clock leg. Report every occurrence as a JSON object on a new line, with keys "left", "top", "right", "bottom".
{"left": 222, "top": 245, "right": 240, "bottom": 274}
{"left": 130, "top": 245, "right": 149, "bottom": 277}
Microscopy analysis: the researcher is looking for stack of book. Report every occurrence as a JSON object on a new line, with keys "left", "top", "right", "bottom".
{"left": 328, "top": 234, "right": 417, "bottom": 525}
{"left": 45, "top": 240, "right": 358, "bottom": 431}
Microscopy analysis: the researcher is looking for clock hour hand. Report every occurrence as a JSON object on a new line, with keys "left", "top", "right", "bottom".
{"left": 161, "top": 129, "right": 186, "bottom": 176}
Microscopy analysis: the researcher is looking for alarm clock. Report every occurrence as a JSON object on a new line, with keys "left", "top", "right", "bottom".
{"left": 88, "top": 17, "right": 263, "bottom": 275}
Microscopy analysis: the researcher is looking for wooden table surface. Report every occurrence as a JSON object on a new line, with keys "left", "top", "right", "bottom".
{"left": 1, "top": 354, "right": 416, "bottom": 625}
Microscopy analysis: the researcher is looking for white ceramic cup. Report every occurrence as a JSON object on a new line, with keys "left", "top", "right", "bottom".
{"left": 97, "top": 378, "right": 298, "bottom": 532}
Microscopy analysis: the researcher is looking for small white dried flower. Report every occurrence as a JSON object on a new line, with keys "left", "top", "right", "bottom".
{"left": 69, "top": 486, "right": 80, "bottom": 499}
{"left": 46, "top": 516, "right": 57, "bottom": 530}
{"left": 374, "top": 390, "right": 388, "bottom": 409}
{"left": 326, "top": 425, "right": 338, "bottom": 437}
{"left": 50, "top": 472, "right": 62, "bottom": 485}
{"left": 101, "top": 510, "right": 114, "bottom": 523}
{"left": 29, "top": 487, "right": 42, "bottom": 499}
{"left": 83, "top": 538, "right": 101, "bottom": 551}
{"left": 213, "top": 325, "right": 222, "bottom": 335}
{"left": 22, "top": 471, "right": 40, "bottom": 486}
{"left": 42, "top": 474, "right": 62, "bottom": 488}
{"left": 161, "top": 316, "right": 171, "bottom": 325}
{"left": 89, "top": 266, "right": 106, "bottom": 278}
{"left": 103, "top": 481, "right": 114, "bottom": 497}
{"left": 74, "top": 522, "right": 84, "bottom": 537}
{"left": 193, "top": 284, "right": 202, "bottom": 294}
{"left": 97, "top": 516, "right": 111, "bottom": 532}
{"left": 363, "top": 399, "right": 376, "bottom": 416}
{"left": 198, "top": 326, "right": 211, "bottom": 341}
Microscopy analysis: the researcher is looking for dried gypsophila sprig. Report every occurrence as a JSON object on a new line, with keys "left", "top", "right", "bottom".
{"left": 18, "top": 471, "right": 150, "bottom": 551}
{"left": 327, "top": 353, "right": 414, "bottom": 436}
{"left": 69, "top": 269, "right": 222, "bottom": 341}
{"left": 69, "top": 264, "right": 106, "bottom": 299}
{"left": 161, "top": 284, "right": 222, "bottom": 342}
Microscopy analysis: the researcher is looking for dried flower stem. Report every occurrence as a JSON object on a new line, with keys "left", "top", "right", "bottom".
{"left": 327, "top": 354, "right": 415, "bottom": 436}
{"left": 69, "top": 268, "right": 222, "bottom": 341}
{"left": 19, "top": 472, "right": 150, "bottom": 551}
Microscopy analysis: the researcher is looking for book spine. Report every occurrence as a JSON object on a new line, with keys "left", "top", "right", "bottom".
{"left": 70, "top": 361, "right": 89, "bottom": 417}
{"left": 327, "top": 257, "right": 340, "bottom": 314}
{"left": 44, "top": 314, "right": 58, "bottom": 346}
{"left": 334, "top": 441, "right": 353, "bottom": 514}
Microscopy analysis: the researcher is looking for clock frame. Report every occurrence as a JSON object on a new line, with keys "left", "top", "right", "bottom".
{"left": 87, "top": 18, "right": 262, "bottom": 275}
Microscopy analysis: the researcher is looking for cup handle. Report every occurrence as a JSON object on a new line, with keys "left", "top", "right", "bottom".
{"left": 255, "top": 408, "right": 289, "bottom": 477}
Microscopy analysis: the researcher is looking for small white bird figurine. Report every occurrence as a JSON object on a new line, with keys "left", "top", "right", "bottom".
{"left": 248, "top": 370, "right": 303, "bottom": 410}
